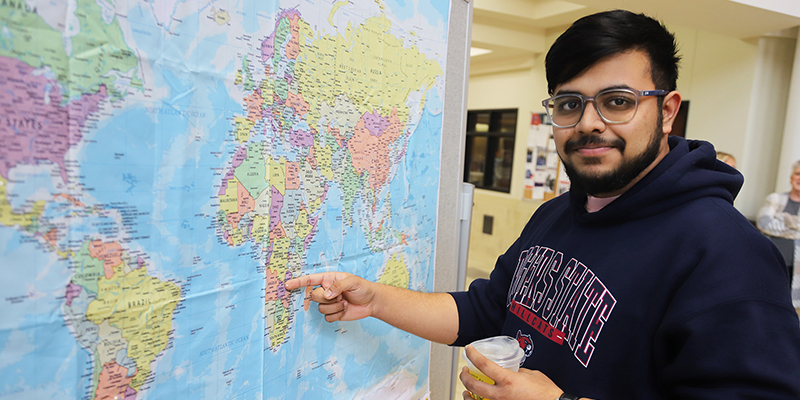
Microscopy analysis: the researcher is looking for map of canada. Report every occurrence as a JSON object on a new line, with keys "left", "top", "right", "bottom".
{"left": 0, "top": 0, "right": 449, "bottom": 399}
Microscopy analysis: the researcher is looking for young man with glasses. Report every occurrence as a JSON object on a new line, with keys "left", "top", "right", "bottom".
{"left": 287, "top": 10, "right": 800, "bottom": 399}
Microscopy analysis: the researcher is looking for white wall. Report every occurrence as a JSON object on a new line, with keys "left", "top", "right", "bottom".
{"left": 674, "top": 28, "right": 757, "bottom": 153}
{"left": 670, "top": 26, "right": 767, "bottom": 217}
{"left": 742, "top": 34, "right": 796, "bottom": 218}
{"left": 776, "top": 35, "right": 800, "bottom": 194}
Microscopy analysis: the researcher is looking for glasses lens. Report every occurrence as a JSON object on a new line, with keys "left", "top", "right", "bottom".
{"left": 596, "top": 90, "right": 637, "bottom": 123}
{"left": 549, "top": 95, "right": 583, "bottom": 127}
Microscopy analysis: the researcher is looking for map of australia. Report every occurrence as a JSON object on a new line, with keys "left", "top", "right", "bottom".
{"left": 0, "top": 0, "right": 448, "bottom": 399}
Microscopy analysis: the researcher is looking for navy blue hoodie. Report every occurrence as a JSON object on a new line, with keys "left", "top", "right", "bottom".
{"left": 451, "top": 137, "right": 800, "bottom": 399}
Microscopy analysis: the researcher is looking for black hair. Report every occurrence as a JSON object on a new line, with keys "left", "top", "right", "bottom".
{"left": 545, "top": 10, "right": 680, "bottom": 95}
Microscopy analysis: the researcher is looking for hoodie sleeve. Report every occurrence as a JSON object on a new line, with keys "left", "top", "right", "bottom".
{"left": 656, "top": 300, "right": 800, "bottom": 399}
{"left": 655, "top": 209, "right": 800, "bottom": 399}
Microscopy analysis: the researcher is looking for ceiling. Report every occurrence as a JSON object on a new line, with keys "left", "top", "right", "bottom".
{"left": 469, "top": 0, "right": 800, "bottom": 75}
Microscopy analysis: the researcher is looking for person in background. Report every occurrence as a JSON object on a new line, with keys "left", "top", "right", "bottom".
{"left": 716, "top": 151, "right": 736, "bottom": 168}
{"left": 757, "top": 159, "right": 800, "bottom": 305}
{"left": 286, "top": 10, "right": 800, "bottom": 400}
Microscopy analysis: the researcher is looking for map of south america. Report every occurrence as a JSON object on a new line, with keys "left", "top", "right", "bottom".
{"left": 1, "top": 2, "right": 181, "bottom": 399}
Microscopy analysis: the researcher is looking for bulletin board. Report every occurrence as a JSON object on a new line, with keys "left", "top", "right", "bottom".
{"left": 524, "top": 113, "right": 570, "bottom": 201}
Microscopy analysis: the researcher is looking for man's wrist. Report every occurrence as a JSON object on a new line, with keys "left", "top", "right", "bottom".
{"left": 556, "top": 393, "right": 580, "bottom": 400}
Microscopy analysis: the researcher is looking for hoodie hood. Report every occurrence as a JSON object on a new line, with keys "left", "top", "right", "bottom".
{"left": 570, "top": 136, "right": 743, "bottom": 224}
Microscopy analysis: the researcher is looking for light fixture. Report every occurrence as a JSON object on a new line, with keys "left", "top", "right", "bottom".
{"left": 470, "top": 47, "right": 492, "bottom": 57}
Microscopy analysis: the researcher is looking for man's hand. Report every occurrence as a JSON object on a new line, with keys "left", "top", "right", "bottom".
{"left": 285, "top": 272, "right": 375, "bottom": 322}
{"left": 460, "top": 345, "right": 565, "bottom": 400}
{"left": 782, "top": 211, "right": 800, "bottom": 231}
{"left": 286, "top": 271, "right": 459, "bottom": 344}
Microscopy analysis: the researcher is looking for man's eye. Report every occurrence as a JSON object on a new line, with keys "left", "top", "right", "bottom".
{"left": 558, "top": 100, "right": 580, "bottom": 111}
{"left": 604, "top": 96, "right": 634, "bottom": 109}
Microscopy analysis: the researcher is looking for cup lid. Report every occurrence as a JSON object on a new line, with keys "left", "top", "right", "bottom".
{"left": 467, "top": 336, "right": 524, "bottom": 365}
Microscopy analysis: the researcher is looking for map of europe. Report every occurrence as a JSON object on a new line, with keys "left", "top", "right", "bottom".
{"left": 0, "top": 0, "right": 449, "bottom": 398}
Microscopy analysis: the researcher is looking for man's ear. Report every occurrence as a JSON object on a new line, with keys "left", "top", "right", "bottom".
{"left": 661, "top": 91, "right": 682, "bottom": 135}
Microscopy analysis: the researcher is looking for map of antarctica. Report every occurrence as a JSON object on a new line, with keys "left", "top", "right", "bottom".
{"left": 0, "top": 0, "right": 449, "bottom": 398}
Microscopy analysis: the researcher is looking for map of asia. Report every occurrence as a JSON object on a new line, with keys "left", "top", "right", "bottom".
{"left": 0, "top": 0, "right": 449, "bottom": 398}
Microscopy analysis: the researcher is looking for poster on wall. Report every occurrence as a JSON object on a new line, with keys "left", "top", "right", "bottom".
{"left": 0, "top": 0, "right": 450, "bottom": 399}
{"left": 525, "top": 113, "right": 569, "bottom": 201}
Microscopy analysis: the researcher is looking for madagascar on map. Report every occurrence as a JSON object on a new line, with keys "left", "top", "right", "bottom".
{"left": 0, "top": 0, "right": 449, "bottom": 398}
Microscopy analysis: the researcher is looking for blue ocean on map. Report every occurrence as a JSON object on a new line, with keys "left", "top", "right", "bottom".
{"left": 0, "top": 229, "right": 93, "bottom": 392}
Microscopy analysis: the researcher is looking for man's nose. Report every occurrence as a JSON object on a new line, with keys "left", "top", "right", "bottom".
{"left": 575, "top": 101, "right": 606, "bottom": 133}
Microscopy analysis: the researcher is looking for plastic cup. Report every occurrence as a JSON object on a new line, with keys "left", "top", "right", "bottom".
{"left": 462, "top": 336, "right": 525, "bottom": 400}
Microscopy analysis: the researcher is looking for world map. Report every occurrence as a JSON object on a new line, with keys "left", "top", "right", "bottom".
{"left": 0, "top": 0, "right": 449, "bottom": 398}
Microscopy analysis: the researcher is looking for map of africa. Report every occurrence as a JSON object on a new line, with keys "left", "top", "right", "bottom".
{"left": 0, "top": 0, "right": 449, "bottom": 398}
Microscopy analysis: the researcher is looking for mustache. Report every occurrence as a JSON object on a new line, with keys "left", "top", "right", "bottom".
{"left": 563, "top": 135, "right": 625, "bottom": 153}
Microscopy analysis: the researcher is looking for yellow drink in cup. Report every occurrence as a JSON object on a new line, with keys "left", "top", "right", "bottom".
{"left": 463, "top": 336, "right": 526, "bottom": 400}
{"left": 468, "top": 369, "right": 495, "bottom": 385}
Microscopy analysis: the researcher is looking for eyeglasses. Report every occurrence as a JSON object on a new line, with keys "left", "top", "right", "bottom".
{"left": 542, "top": 88, "right": 669, "bottom": 128}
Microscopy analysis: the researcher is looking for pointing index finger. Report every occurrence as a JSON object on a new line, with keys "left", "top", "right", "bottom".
{"left": 284, "top": 273, "right": 325, "bottom": 291}
{"left": 285, "top": 272, "right": 348, "bottom": 293}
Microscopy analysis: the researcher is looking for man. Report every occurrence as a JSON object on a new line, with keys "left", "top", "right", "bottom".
{"left": 286, "top": 10, "right": 800, "bottom": 399}
{"left": 757, "top": 159, "right": 800, "bottom": 299}
{"left": 715, "top": 151, "right": 737, "bottom": 168}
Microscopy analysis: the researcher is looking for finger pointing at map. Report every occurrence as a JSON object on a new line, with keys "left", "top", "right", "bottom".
{"left": 286, "top": 272, "right": 377, "bottom": 322}
{"left": 286, "top": 272, "right": 460, "bottom": 345}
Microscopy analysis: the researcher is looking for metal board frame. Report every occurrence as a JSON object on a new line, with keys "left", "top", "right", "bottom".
{"left": 430, "top": 1, "right": 473, "bottom": 399}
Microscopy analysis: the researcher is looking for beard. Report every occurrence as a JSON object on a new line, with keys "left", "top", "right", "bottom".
{"left": 562, "top": 119, "right": 664, "bottom": 196}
